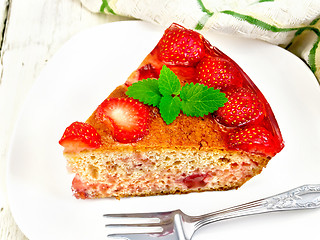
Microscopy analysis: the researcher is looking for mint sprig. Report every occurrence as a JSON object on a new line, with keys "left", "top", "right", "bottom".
{"left": 126, "top": 78, "right": 161, "bottom": 107}
{"left": 159, "top": 95, "right": 181, "bottom": 124}
{"left": 126, "top": 65, "right": 228, "bottom": 124}
{"left": 158, "top": 66, "right": 181, "bottom": 96}
{"left": 180, "top": 82, "right": 228, "bottom": 117}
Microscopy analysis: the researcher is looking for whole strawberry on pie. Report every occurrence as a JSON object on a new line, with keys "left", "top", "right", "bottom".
{"left": 59, "top": 23, "right": 284, "bottom": 199}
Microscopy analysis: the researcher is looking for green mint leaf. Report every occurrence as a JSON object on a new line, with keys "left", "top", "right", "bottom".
{"left": 159, "top": 95, "right": 181, "bottom": 124}
{"left": 158, "top": 65, "right": 181, "bottom": 96}
{"left": 180, "top": 83, "right": 228, "bottom": 117}
{"left": 126, "top": 78, "right": 162, "bottom": 106}
{"left": 126, "top": 65, "right": 228, "bottom": 125}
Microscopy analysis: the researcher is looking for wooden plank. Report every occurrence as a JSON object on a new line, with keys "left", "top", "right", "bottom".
{"left": 0, "top": 0, "right": 127, "bottom": 239}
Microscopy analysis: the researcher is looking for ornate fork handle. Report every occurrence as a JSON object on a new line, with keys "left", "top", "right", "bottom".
{"left": 193, "top": 184, "right": 320, "bottom": 230}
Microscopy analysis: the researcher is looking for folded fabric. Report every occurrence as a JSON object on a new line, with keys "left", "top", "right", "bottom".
{"left": 81, "top": 0, "right": 320, "bottom": 82}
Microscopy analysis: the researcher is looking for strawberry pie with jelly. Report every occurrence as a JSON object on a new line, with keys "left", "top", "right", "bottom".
{"left": 59, "top": 23, "right": 284, "bottom": 199}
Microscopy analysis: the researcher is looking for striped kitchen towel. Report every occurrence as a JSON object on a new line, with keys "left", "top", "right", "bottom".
{"left": 81, "top": 0, "right": 320, "bottom": 82}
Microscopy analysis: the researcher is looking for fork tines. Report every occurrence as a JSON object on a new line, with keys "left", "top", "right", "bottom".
{"left": 104, "top": 212, "right": 163, "bottom": 238}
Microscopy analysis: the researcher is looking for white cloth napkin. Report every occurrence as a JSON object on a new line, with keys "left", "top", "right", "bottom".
{"left": 81, "top": 0, "right": 320, "bottom": 81}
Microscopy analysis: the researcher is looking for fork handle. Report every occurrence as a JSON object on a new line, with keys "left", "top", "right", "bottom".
{"left": 193, "top": 184, "right": 320, "bottom": 230}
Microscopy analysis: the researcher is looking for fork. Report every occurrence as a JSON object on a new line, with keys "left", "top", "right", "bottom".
{"left": 104, "top": 184, "right": 320, "bottom": 240}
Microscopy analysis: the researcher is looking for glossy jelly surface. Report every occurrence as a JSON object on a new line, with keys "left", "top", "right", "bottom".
{"left": 127, "top": 23, "right": 284, "bottom": 157}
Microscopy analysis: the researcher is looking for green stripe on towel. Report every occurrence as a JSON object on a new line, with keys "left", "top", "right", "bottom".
{"left": 309, "top": 38, "right": 320, "bottom": 73}
{"left": 258, "top": 0, "right": 275, "bottom": 2}
{"left": 221, "top": 10, "right": 296, "bottom": 32}
{"left": 195, "top": 0, "right": 213, "bottom": 30}
{"left": 100, "top": 0, "right": 116, "bottom": 15}
{"left": 221, "top": 10, "right": 320, "bottom": 36}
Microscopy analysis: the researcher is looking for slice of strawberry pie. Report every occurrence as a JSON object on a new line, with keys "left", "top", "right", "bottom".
{"left": 59, "top": 23, "right": 284, "bottom": 199}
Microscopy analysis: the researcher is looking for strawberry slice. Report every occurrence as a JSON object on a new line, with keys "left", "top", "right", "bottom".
{"left": 215, "top": 87, "right": 265, "bottom": 127}
{"left": 137, "top": 64, "right": 160, "bottom": 81}
{"left": 59, "top": 121, "right": 101, "bottom": 153}
{"left": 228, "top": 126, "right": 278, "bottom": 157}
{"left": 96, "top": 98, "right": 150, "bottom": 143}
{"left": 182, "top": 173, "right": 208, "bottom": 189}
{"left": 196, "top": 56, "right": 243, "bottom": 90}
{"left": 158, "top": 23, "right": 205, "bottom": 66}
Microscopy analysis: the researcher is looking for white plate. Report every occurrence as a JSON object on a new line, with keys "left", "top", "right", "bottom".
{"left": 7, "top": 21, "right": 320, "bottom": 240}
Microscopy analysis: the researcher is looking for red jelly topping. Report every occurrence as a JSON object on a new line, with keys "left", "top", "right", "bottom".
{"left": 138, "top": 63, "right": 160, "bottom": 80}
{"left": 147, "top": 23, "right": 284, "bottom": 157}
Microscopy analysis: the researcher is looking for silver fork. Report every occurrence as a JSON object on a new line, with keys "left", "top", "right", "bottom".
{"left": 104, "top": 184, "right": 320, "bottom": 240}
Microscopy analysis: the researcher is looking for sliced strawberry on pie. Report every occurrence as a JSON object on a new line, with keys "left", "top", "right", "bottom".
{"left": 215, "top": 87, "right": 265, "bottom": 127}
{"left": 95, "top": 97, "right": 150, "bottom": 143}
{"left": 158, "top": 23, "right": 205, "bottom": 66}
{"left": 59, "top": 121, "right": 101, "bottom": 153}
{"left": 228, "top": 126, "right": 278, "bottom": 157}
{"left": 137, "top": 63, "right": 160, "bottom": 81}
{"left": 196, "top": 56, "right": 243, "bottom": 90}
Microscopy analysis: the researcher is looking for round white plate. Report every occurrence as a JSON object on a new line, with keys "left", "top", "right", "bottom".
{"left": 7, "top": 21, "right": 320, "bottom": 240}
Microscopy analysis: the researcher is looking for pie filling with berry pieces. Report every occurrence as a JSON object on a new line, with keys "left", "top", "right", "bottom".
{"left": 59, "top": 23, "right": 284, "bottom": 199}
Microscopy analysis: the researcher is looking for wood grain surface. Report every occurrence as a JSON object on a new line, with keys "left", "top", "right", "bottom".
{"left": 0, "top": 1, "right": 128, "bottom": 239}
